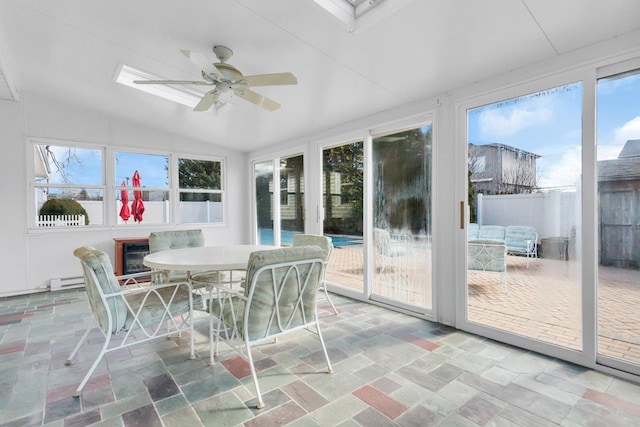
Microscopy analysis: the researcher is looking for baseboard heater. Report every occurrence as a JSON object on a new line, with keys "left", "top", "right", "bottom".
{"left": 49, "top": 276, "right": 85, "bottom": 291}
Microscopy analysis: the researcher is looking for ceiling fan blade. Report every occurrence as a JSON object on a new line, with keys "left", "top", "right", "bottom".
{"left": 234, "top": 88, "right": 281, "bottom": 111}
{"left": 181, "top": 49, "right": 223, "bottom": 79}
{"left": 194, "top": 90, "right": 220, "bottom": 111}
{"left": 133, "top": 80, "right": 211, "bottom": 85}
{"left": 242, "top": 72, "right": 297, "bottom": 87}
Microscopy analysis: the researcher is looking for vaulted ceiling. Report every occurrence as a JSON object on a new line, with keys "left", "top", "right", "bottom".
{"left": 2, "top": 0, "right": 640, "bottom": 152}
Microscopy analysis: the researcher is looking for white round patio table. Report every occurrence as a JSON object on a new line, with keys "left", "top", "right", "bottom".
{"left": 143, "top": 245, "right": 278, "bottom": 272}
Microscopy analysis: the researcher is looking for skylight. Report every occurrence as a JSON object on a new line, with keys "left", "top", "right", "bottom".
{"left": 313, "top": 0, "right": 411, "bottom": 31}
{"left": 114, "top": 64, "right": 230, "bottom": 114}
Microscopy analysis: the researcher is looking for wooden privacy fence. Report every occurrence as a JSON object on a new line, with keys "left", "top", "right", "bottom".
{"left": 37, "top": 214, "right": 86, "bottom": 227}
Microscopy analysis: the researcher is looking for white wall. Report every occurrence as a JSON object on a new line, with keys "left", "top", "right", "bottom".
{"left": 0, "top": 94, "right": 247, "bottom": 296}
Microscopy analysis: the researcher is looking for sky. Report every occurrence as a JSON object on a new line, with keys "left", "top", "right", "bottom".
{"left": 467, "top": 72, "right": 640, "bottom": 188}
{"left": 44, "top": 148, "right": 169, "bottom": 188}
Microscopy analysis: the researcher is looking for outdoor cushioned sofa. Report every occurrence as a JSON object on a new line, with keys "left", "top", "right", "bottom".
{"left": 468, "top": 224, "right": 538, "bottom": 267}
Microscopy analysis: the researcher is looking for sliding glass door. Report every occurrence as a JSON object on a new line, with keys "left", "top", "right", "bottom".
{"left": 253, "top": 154, "right": 305, "bottom": 246}
{"left": 371, "top": 124, "right": 433, "bottom": 310}
{"left": 596, "top": 67, "right": 640, "bottom": 374}
{"left": 464, "top": 82, "right": 584, "bottom": 351}
{"left": 254, "top": 160, "right": 274, "bottom": 245}
{"left": 322, "top": 142, "right": 365, "bottom": 294}
{"left": 280, "top": 154, "right": 304, "bottom": 245}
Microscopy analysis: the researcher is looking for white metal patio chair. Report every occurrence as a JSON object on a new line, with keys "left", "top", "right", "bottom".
{"left": 65, "top": 246, "right": 199, "bottom": 397}
{"left": 209, "top": 246, "right": 333, "bottom": 409}
{"left": 373, "top": 227, "right": 410, "bottom": 273}
{"left": 292, "top": 234, "right": 338, "bottom": 315}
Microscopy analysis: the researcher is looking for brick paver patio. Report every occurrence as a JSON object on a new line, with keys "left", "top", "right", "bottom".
{"left": 326, "top": 242, "right": 640, "bottom": 366}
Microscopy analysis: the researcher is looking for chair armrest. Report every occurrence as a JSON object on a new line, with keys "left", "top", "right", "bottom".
{"left": 106, "top": 280, "right": 194, "bottom": 297}
{"left": 117, "top": 270, "right": 168, "bottom": 288}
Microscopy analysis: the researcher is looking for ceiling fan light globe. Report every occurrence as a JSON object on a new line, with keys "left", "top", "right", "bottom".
{"left": 214, "top": 63, "right": 243, "bottom": 82}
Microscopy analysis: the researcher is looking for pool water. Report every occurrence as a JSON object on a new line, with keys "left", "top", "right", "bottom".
{"left": 258, "top": 229, "right": 363, "bottom": 247}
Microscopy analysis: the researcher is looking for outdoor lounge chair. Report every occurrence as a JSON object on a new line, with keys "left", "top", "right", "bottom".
{"left": 505, "top": 225, "right": 538, "bottom": 267}
{"left": 467, "top": 239, "right": 508, "bottom": 292}
{"left": 209, "top": 246, "right": 333, "bottom": 409}
{"left": 66, "top": 246, "right": 199, "bottom": 397}
{"left": 292, "top": 234, "right": 338, "bottom": 315}
{"left": 373, "top": 227, "right": 409, "bottom": 273}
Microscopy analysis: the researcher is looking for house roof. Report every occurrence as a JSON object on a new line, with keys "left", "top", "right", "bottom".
{"left": 469, "top": 143, "right": 541, "bottom": 159}
{"left": 599, "top": 157, "right": 640, "bottom": 181}
{"left": 618, "top": 139, "right": 640, "bottom": 158}
{"left": 2, "top": 1, "right": 640, "bottom": 152}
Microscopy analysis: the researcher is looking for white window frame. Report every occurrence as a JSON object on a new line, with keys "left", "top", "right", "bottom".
{"left": 28, "top": 138, "right": 227, "bottom": 231}
{"left": 173, "top": 154, "right": 226, "bottom": 225}
{"left": 29, "top": 137, "right": 106, "bottom": 230}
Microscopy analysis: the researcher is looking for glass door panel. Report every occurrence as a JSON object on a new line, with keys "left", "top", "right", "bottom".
{"left": 372, "top": 126, "right": 432, "bottom": 310}
{"left": 322, "top": 142, "right": 364, "bottom": 294}
{"left": 254, "top": 160, "right": 274, "bottom": 245}
{"left": 596, "top": 69, "right": 640, "bottom": 371}
{"left": 280, "top": 155, "right": 304, "bottom": 245}
{"left": 466, "top": 83, "right": 583, "bottom": 350}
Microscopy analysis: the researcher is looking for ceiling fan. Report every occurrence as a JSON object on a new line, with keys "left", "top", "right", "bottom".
{"left": 134, "top": 45, "right": 297, "bottom": 112}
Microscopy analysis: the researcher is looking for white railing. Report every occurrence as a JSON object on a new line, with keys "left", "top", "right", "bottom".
{"left": 37, "top": 214, "right": 86, "bottom": 227}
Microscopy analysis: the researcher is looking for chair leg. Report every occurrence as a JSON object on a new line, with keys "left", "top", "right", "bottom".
{"left": 320, "top": 286, "right": 338, "bottom": 315}
{"left": 315, "top": 321, "right": 333, "bottom": 374}
{"left": 65, "top": 323, "right": 93, "bottom": 366}
{"left": 188, "top": 309, "right": 195, "bottom": 361}
{"left": 209, "top": 308, "right": 216, "bottom": 365}
{"left": 245, "top": 341, "right": 265, "bottom": 409}
{"left": 73, "top": 333, "right": 111, "bottom": 397}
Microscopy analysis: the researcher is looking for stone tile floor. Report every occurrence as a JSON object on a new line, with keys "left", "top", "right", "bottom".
{"left": 2, "top": 290, "right": 640, "bottom": 426}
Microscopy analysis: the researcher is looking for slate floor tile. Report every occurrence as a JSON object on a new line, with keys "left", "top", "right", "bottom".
{"left": 0, "top": 292, "right": 639, "bottom": 426}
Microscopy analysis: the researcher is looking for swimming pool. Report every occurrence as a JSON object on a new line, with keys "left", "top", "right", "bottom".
{"left": 258, "top": 229, "right": 363, "bottom": 247}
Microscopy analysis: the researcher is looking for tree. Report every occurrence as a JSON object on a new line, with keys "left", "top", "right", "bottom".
{"left": 498, "top": 159, "right": 539, "bottom": 194}
{"left": 178, "top": 159, "right": 221, "bottom": 189}
{"left": 39, "top": 199, "right": 90, "bottom": 225}
{"left": 178, "top": 159, "right": 221, "bottom": 201}
{"left": 372, "top": 127, "right": 432, "bottom": 233}
{"left": 468, "top": 167, "right": 476, "bottom": 223}
{"left": 281, "top": 155, "right": 304, "bottom": 231}
{"left": 322, "top": 142, "right": 364, "bottom": 234}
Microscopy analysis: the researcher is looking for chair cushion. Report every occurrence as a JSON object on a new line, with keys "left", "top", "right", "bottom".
{"left": 292, "top": 234, "right": 333, "bottom": 261}
{"left": 149, "top": 230, "right": 205, "bottom": 282}
{"left": 477, "top": 225, "right": 506, "bottom": 240}
{"left": 505, "top": 226, "right": 537, "bottom": 253}
{"left": 74, "top": 247, "right": 128, "bottom": 334}
{"left": 467, "top": 223, "right": 479, "bottom": 239}
{"left": 148, "top": 229, "right": 205, "bottom": 252}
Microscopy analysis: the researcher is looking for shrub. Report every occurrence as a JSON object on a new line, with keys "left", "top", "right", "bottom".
{"left": 39, "top": 199, "right": 90, "bottom": 225}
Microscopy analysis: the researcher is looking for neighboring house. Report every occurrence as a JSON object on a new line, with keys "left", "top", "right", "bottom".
{"left": 469, "top": 143, "right": 540, "bottom": 195}
{"left": 598, "top": 139, "right": 640, "bottom": 268}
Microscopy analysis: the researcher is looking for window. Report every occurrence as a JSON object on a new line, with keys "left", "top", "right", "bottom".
{"left": 115, "top": 151, "right": 170, "bottom": 225}
{"left": 471, "top": 155, "right": 486, "bottom": 173}
{"left": 34, "top": 142, "right": 104, "bottom": 227}
{"left": 312, "top": 0, "right": 411, "bottom": 30}
{"left": 178, "top": 157, "right": 224, "bottom": 223}
{"left": 30, "top": 139, "right": 225, "bottom": 229}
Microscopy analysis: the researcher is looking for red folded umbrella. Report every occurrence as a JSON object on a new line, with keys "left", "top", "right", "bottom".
{"left": 119, "top": 181, "right": 130, "bottom": 222}
{"left": 131, "top": 170, "right": 145, "bottom": 223}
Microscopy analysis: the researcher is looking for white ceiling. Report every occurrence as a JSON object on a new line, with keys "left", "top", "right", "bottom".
{"left": 2, "top": 0, "right": 640, "bottom": 152}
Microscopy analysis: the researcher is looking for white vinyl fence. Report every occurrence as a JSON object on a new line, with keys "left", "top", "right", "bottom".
{"left": 37, "top": 214, "right": 86, "bottom": 227}
{"left": 476, "top": 191, "right": 578, "bottom": 240}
